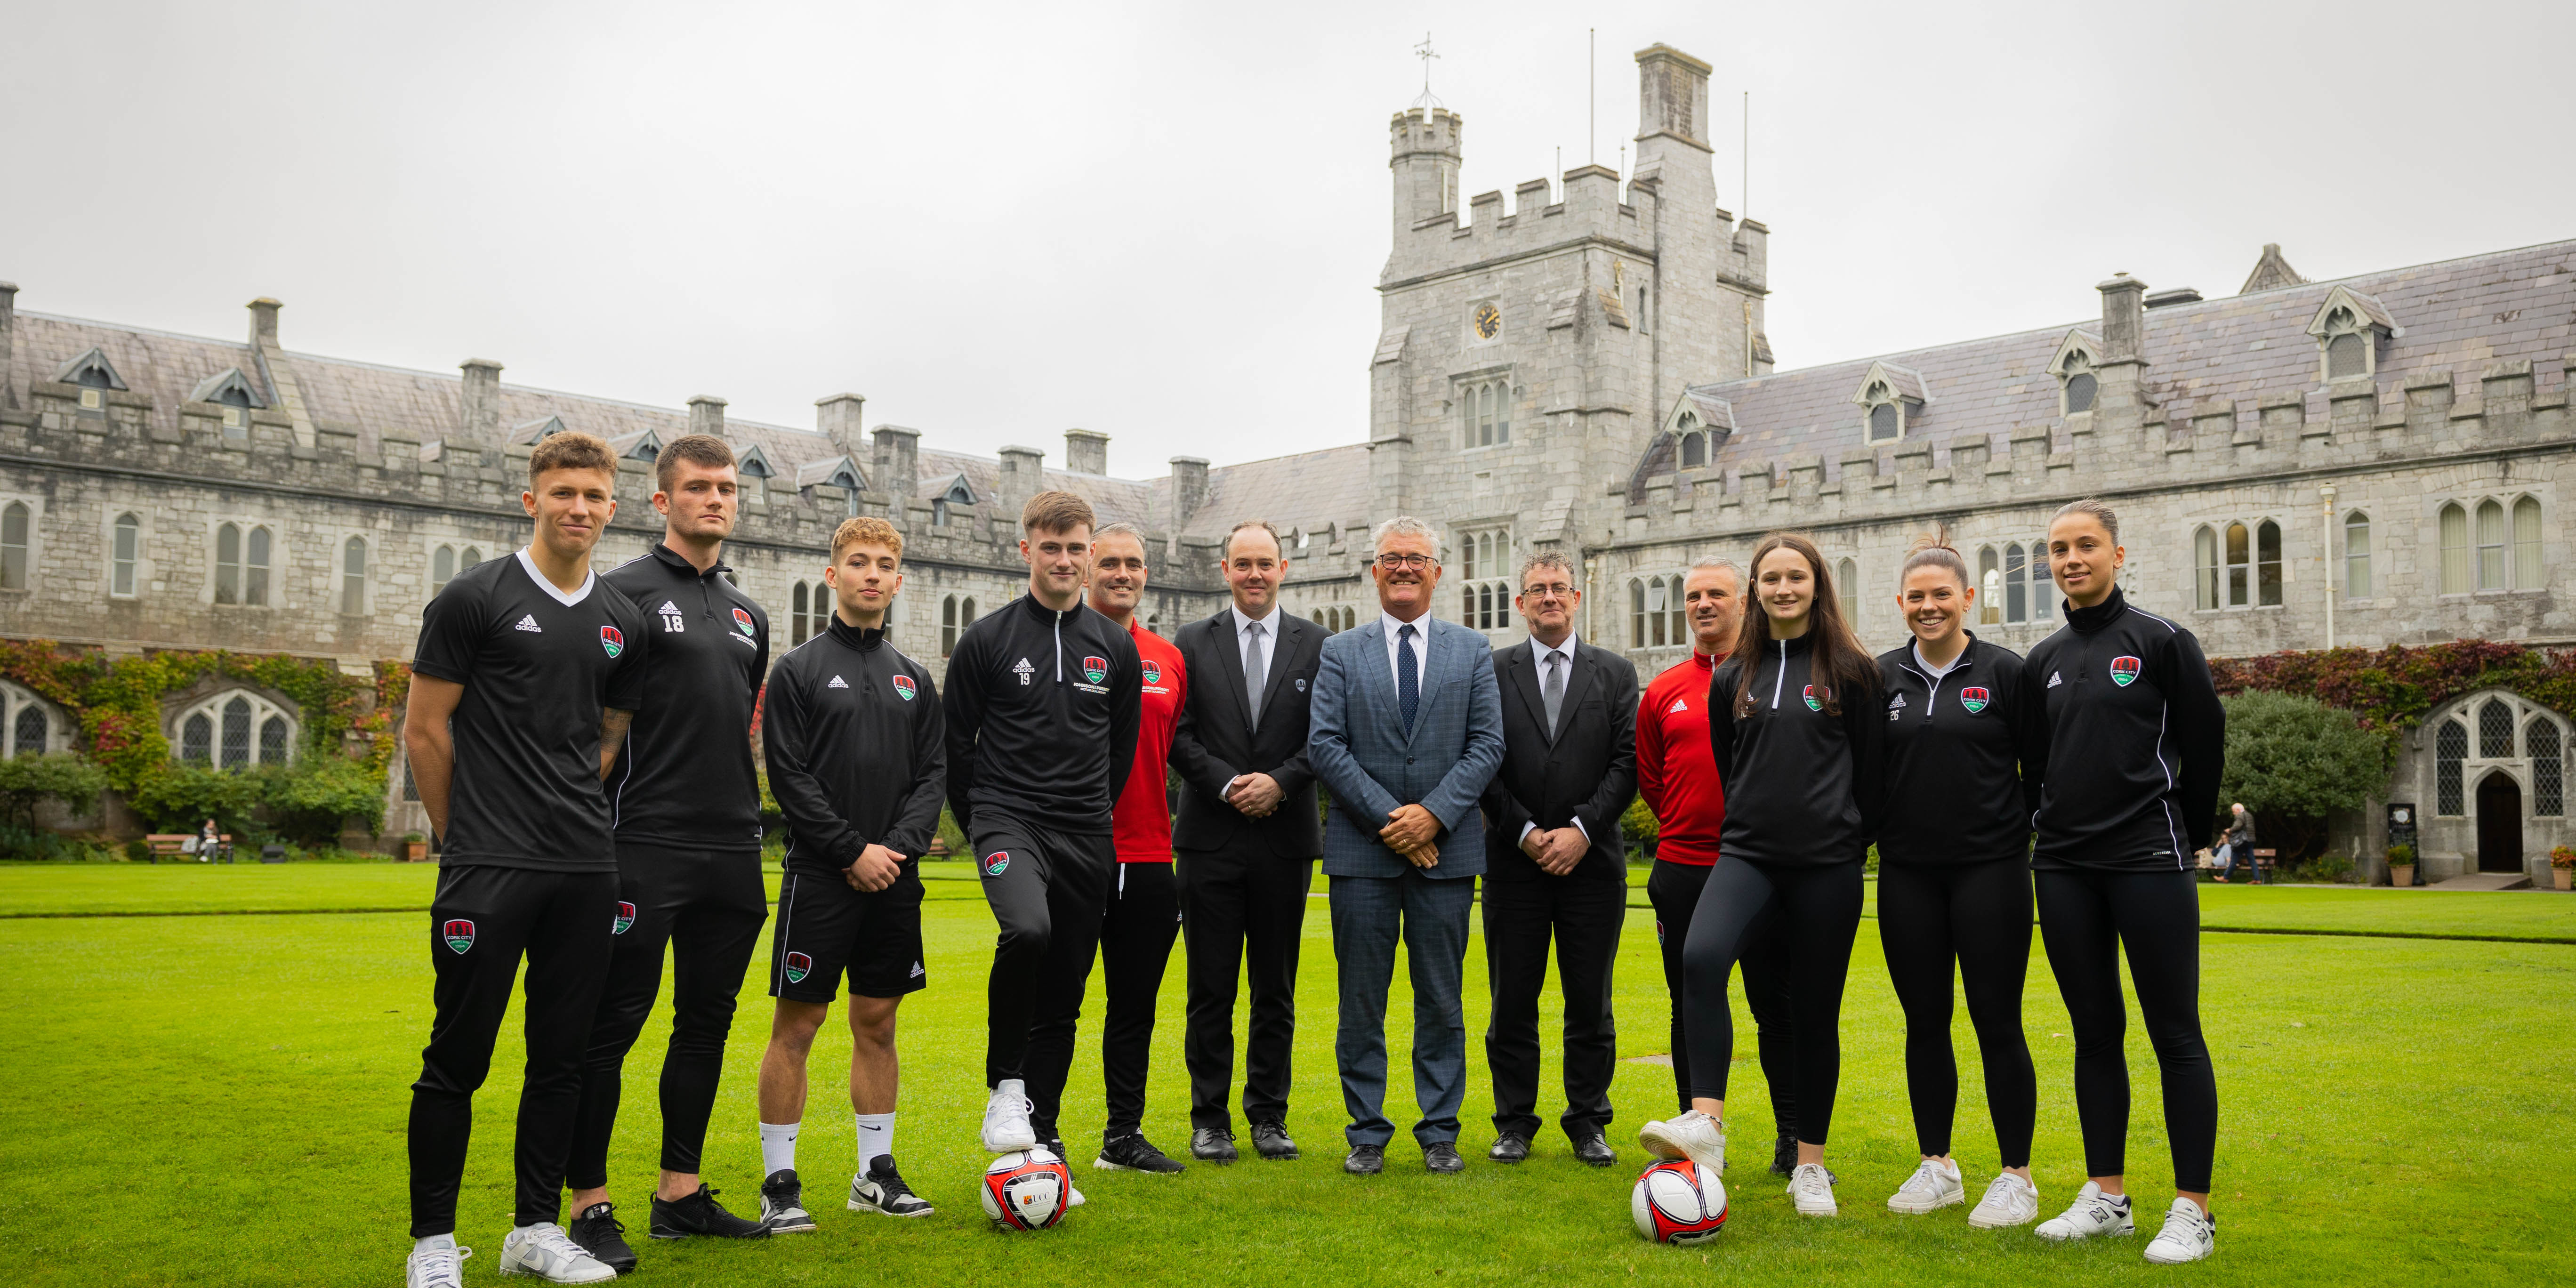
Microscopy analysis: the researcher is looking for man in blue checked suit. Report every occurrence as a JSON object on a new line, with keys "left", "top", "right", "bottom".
{"left": 1306, "top": 515, "right": 1505, "bottom": 1176}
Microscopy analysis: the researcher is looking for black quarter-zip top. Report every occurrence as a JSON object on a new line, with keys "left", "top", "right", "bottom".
{"left": 2022, "top": 586, "right": 2226, "bottom": 871}
{"left": 942, "top": 593, "right": 1143, "bottom": 836}
{"left": 600, "top": 543, "right": 771, "bottom": 850}
{"left": 1875, "top": 632, "right": 2035, "bottom": 866}
{"left": 1706, "top": 632, "right": 1887, "bottom": 866}
{"left": 762, "top": 617, "right": 946, "bottom": 871}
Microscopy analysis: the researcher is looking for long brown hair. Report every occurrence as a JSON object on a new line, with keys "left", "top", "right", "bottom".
{"left": 1731, "top": 532, "right": 1881, "bottom": 718}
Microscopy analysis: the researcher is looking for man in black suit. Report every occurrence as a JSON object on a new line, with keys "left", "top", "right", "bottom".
{"left": 1168, "top": 520, "right": 1326, "bottom": 1164}
{"left": 1479, "top": 550, "right": 1639, "bottom": 1167}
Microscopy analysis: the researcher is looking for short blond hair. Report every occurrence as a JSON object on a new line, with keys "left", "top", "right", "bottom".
{"left": 1021, "top": 490, "right": 1095, "bottom": 538}
{"left": 831, "top": 516, "right": 903, "bottom": 560}
{"left": 528, "top": 431, "right": 616, "bottom": 484}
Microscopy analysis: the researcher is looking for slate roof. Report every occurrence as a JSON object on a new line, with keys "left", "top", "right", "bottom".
{"left": 1176, "top": 443, "right": 1376, "bottom": 543}
{"left": 1681, "top": 239, "right": 2576, "bottom": 482}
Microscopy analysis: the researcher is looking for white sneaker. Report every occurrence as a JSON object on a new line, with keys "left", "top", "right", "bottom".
{"left": 405, "top": 1243, "right": 472, "bottom": 1288}
{"left": 498, "top": 1223, "right": 617, "bottom": 1283}
{"left": 1787, "top": 1161, "right": 1838, "bottom": 1216}
{"left": 2142, "top": 1197, "right": 2216, "bottom": 1264}
{"left": 1065, "top": 1182, "right": 1086, "bottom": 1209}
{"left": 981, "top": 1079, "right": 1037, "bottom": 1152}
{"left": 2034, "top": 1181, "right": 2135, "bottom": 1240}
{"left": 1968, "top": 1171, "right": 2042, "bottom": 1228}
{"left": 1886, "top": 1158, "right": 1965, "bottom": 1214}
{"left": 1636, "top": 1111, "right": 1725, "bottom": 1174}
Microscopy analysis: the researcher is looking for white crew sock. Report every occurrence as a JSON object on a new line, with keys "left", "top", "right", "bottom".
{"left": 856, "top": 1112, "right": 895, "bottom": 1170}
{"left": 760, "top": 1121, "right": 800, "bottom": 1178}
{"left": 414, "top": 1234, "right": 456, "bottom": 1256}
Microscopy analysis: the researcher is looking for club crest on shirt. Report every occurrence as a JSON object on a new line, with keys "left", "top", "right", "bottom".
{"left": 1141, "top": 660, "right": 1161, "bottom": 685}
{"left": 1083, "top": 656, "right": 1109, "bottom": 685}
{"left": 612, "top": 901, "right": 636, "bottom": 935}
{"left": 2109, "top": 655, "right": 2141, "bottom": 687}
{"left": 600, "top": 625, "right": 624, "bottom": 658}
{"left": 443, "top": 919, "right": 475, "bottom": 954}
{"left": 984, "top": 851, "right": 1011, "bottom": 877}
{"left": 1958, "top": 687, "right": 1991, "bottom": 714}
{"left": 892, "top": 674, "right": 917, "bottom": 701}
{"left": 784, "top": 951, "right": 812, "bottom": 984}
{"left": 733, "top": 607, "right": 756, "bottom": 636}
{"left": 1803, "top": 684, "right": 1825, "bottom": 712}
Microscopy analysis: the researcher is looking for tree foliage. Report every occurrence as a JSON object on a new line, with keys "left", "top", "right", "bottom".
{"left": 2216, "top": 691, "right": 2383, "bottom": 861}
{"left": 0, "top": 753, "right": 112, "bottom": 829}
{"left": 260, "top": 759, "right": 388, "bottom": 846}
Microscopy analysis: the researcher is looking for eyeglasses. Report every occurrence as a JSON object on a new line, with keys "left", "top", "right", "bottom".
{"left": 1520, "top": 583, "right": 1576, "bottom": 599}
{"left": 1375, "top": 553, "right": 1438, "bottom": 570}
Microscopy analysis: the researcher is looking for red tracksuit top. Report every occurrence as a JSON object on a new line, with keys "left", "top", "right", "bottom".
{"left": 1637, "top": 651, "right": 1726, "bottom": 866}
{"left": 1111, "top": 620, "right": 1187, "bottom": 862}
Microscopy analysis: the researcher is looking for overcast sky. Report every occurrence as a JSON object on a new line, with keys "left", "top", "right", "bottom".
{"left": 5, "top": 0, "right": 2568, "bottom": 475}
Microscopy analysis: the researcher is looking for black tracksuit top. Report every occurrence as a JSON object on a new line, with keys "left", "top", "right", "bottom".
{"left": 942, "top": 593, "right": 1143, "bottom": 836}
{"left": 1707, "top": 632, "right": 1886, "bottom": 867}
{"left": 762, "top": 617, "right": 947, "bottom": 872}
{"left": 1876, "top": 633, "right": 2035, "bottom": 867}
{"left": 601, "top": 544, "right": 771, "bottom": 851}
{"left": 2023, "top": 586, "right": 2227, "bottom": 872}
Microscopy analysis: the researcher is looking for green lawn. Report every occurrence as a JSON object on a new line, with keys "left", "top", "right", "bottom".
{"left": 1, "top": 867, "right": 2571, "bottom": 1286}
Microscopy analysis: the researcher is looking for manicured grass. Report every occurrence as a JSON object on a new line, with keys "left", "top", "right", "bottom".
{"left": 1, "top": 868, "right": 2569, "bottom": 1286}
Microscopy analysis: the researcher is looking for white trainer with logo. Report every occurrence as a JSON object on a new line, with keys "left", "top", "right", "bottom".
{"left": 1968, "top": 1171, "right": 2042, "bottom": 1228}
{"left": 1886, "top": 1158, "right": 1965, "bottom": 1214}
{"left": 1787, "top": 1161, "right": 1839, "bottom": 1216}
{"left": 2034, "top": 1180, "right": 2135, "bottom": 1240}
{"left": 980, "top": 1079, "right": 1037, "bottom": 1152}
{"left": 2142, "top": 1197, "right": 2217, "bottom": 1264}
{"left": 497, "top": 1223, "right": 616, "bottom": 1283}
{"left": 405, "top": 1243, "right": 471, "bottom": 1288}
{"left": 1636, "top": 1110, "right": 1725, "bottom": 1175}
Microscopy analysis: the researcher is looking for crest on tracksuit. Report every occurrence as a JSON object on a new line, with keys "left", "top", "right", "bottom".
{"left": 1142, "top": 660, "right": 1162, "bottom": 685}
{"left": 599, "top": 626, "right": 625, "bottom": 658}
{"left": 443, "top": 919, "right": 475, "bottom": 954}
{"left": 892, "top": 674, "right": 917, "bottom": 701}
{"left": 733, "top": 607, "right": 756, "bottom": 636}
{"left": 1083, "top": 656, "right": 1109, "bottom": 684}
{"left": 2109, "top": 656, "right": 2142, "bottom": 687}
{"left": 1802, "top": 684, "right": 1824, "bottom": 712}
{"left": 985, "top": 851, "right": 1011, "bottom": 877}
{"left": 784, "top": 951, "right": 812, "bottom": 984}
{"left": 613, "top": 902, "right": 636, "bottom": 935}
{"left": 1958, "top": 687, "right": 1991, "bottom": 714}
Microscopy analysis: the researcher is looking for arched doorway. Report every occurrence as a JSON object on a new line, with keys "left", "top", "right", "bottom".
{"left": 2475, "top": 773, "right": 2523, "bottom": 873}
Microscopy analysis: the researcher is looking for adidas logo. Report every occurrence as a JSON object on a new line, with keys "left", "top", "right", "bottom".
{"left": 909, "top": 960, "right": 926, "bottom": 978}
{"left": 2047, "top": 671, "right": 2062, "bottom": 688}
{"left": 656, "top": 600, "right": 678, "bottom": 614}
{"left": 514, "top": 615, "right": 542, "bottom": 633}
{"left": 828, "top": 675, "right": 848, "bottom": 689}
{"left": 1888, "top": 694, "right": 1907, "bottom": 709}
{"left": 1667, "top": 698, "right": 1689, "bottom": 714}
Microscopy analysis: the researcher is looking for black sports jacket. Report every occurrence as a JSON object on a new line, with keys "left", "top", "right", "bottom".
{"left": 762, "top": 617, "right": 946, "bottom": 872}
{"left": 602, "top": 544, "right": 770, "bottom": 851}
{"left": 1707, "top": 632, "right": 1886, "bottom": 867}
{"left": 942, "top": 593, "right": 1142, "bottom": 836}
{"left": 2023, "top": 586, "right": 2226, "bottom": 872}
{"left": 1875, "top": 633, "right": 2035, "bottom": 867}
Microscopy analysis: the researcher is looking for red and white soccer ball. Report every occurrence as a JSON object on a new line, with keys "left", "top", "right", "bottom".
{"left": 982, "top": 1147, "right": 1072, "bottom": 1231}
{"left": 1632, "top": 1159, "right": 1728, "bottom": 1244}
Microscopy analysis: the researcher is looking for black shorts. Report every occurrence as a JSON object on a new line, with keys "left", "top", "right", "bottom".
{"left": 769, "top": 861, "right": 927, "bottom": 1003}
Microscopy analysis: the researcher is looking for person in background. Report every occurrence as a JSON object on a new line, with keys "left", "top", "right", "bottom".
{"left": 2211, "top": 804, "right": 2254, "bottom": 883}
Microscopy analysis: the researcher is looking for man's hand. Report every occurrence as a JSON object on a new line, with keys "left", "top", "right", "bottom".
{"left": 1379, "top": 803, "right": 1440, "bottom": 853}
{"left": 1520, "top": 827, "right": 1551, "bottom": 862}
{"left": 1536, "top": 827, "right": 1588, "bottom": 876}
{"left": 845, "top": 843, "right": 903, "bottom": 893}
{"left": 1227, "top": 773, "right": 1284, "bottom": 818}
{"left": 1401, "top": 839, "right": 1440, "bottom": 869}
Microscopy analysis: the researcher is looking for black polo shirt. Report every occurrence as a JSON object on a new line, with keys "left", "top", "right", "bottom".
{"left": 413, "top": 548, "right": 649, "bottom": 871}
{"left": 600, "top": 543, "right": 771, "bottom": 851}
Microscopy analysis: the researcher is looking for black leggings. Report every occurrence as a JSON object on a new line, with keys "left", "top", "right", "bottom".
{"left": 1645, "top": 860, "right": 1796, "bottom": 1135}
{"left": 2034, "top": 867, "right": 2217, "bottom": 1193}
{"left": 1876, "top": 858, "right": 2037, "bottom": 1167}
{"left": 1679, "top": 857, "right": 1862, "bottom": 1145}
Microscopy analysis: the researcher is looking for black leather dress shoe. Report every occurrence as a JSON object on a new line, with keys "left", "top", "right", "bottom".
{"left": 1191, "top": 1127, "right": 1239, "bottom": 1163}
{"left": 1250, "top": 1120, "right": 1299, "bottom": 1160}
{"left": 1423, "top": 1141, "right": 1465, "bottom": 1174}
{"left": 1570, "top": 1134, "right": 1617, "bottom": 1167}
{"left": 1344, "top": 1143, "right": 1385, "bottom": 1175}
{"left": 1487, "top": 1133, "right": 1531, "bottom": 1163}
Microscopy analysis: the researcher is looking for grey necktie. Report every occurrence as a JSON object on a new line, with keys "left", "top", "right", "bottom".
{"left": 1542, "top": 649, "right": 1567, "bottom": 739}
{"left": 1242, "top": 620, "right": 1267, "bottom": 727}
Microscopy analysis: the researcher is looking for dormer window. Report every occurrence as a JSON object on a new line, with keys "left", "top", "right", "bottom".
{"left": 1867, "top": 394, "right": 1901, "bottom": 443}
{"left": 2305, "top": 286, "right": 2395, "bottom": 384}
{"left": 1677, "top": 413, "right": 1707, "bottom": 468}
{"left": 2045, "top": 329, "right": 2103, "bottom": 419}
{"left": 1659, "top": 388, "right": 1736, "bottom": 475}
{"left": 1850, "top": 362, "right": 1927, "bottom": 444}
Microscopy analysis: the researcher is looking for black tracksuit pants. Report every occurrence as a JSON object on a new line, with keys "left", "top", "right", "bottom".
{"left": 976, "top": 811, "right": 1115, "bottom": 1137}
{"left": 1481, "top": 864, "right": 1625, "bottom": 1142}
{"left": 410, "top": 865, "right": 617, "bottom": 1237}
{"left": 1876, "top": 857, "right": 2037, "bottom": 1167}
{"left": 1679, "top": 856, "right": 1863, "bottom": 1145}
{"left": 566, "top": 842, "right": 769, "bottom": 1188}
{"left": 1178, "top": 846, "right": 1313, "bottom": 1133}
{"left": 1095, "top": 861, "right": 1181, "bottom": 1138}
{"left": 2035, "top": 866, "right": 2218, "bottom": 1193}
{"left": 1645, "top": 859, "right": 1796, "bottom": 1135}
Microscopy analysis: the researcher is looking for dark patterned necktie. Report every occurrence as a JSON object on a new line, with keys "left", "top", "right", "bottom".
{"left": 1397, "top": 623, "right": 1420, "bottom": 735}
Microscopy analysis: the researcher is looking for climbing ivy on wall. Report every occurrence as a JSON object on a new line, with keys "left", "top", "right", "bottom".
{"left": 2209, "top": 640, "right": 2576, "bottom": 768}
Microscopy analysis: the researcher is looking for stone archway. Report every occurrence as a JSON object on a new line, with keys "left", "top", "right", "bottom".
{"left": 2475, "top": 772, "right": 2524, "bottom": 873}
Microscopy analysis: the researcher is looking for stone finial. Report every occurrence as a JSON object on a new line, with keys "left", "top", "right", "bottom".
{"left": 249, "top": 297, "right": 282, "bottom": 348}
{"left": 687, "top": 394, "right": 727, "bottom": 438}
{"left": 2097, "top": 274, "right": 2148, "bottom": 362}
{"left": 816, "top": 393, "right": 867, "bottom": 459}
{"left": 1064, "top": 428, "right": 1109, "bottom": 475}
{"left": 2239, "top": 243, "right": 2309, "bottom": 295}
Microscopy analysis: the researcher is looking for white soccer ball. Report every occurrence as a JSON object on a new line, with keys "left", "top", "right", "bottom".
{"left": 982, "top": 1147, "right": 1071, "bottom": 1230}
{"left": 1632, "top": 1159, "right": 1728, "bottom": 1244}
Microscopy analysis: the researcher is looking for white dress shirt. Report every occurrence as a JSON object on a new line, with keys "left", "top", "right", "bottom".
{"left": 1519, "top": 632, "right": 1587, "bottom": 846}
{"left": 1380, "top": 609, "right": 1431, "bottom": 692}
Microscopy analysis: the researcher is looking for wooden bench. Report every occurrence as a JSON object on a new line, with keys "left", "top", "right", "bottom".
{"left": 144, "top": 833, "right": 233, "bottom": 862}
{"left": 2250, "top": 847, "right": 2278, "bottom": 883}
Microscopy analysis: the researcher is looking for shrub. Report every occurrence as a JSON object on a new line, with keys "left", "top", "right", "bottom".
{"left": 2387, "top": 843, "right": 2416, "bottom": 866}
{"left": 1621, "top": 794, "right": 1659, "bottom": 863}
{"left": 0, "top": 823, "right": 115, "bottom": 861}
{"left": 2552, "top": 845, "right": 2576, "bottom": 870}
{"left": 260, "top": 759, "right": 387, "bottom": 847}
{"left": 2217, "top": 691, "right": 2382, "bottom": 862}
{"left": 0, "top": 753, "right": 110, "bottom": 829}
{"left": 127, "top": 764, "right": 266, "bottom": 836}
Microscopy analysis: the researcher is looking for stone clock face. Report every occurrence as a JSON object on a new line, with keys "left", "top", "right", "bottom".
{"left": 1472, "top": 303, "right": 1502, "bottom": 340}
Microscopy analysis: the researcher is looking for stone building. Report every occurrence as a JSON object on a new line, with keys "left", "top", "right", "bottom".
{"left": 3, "top": 40, "right": 2571, "bottom": 878}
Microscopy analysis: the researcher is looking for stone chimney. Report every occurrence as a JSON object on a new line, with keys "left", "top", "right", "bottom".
{"left": 872, "top": 425, "right": 920, "bottom": 510}
{"left": 249, "top": 297, "right": 282, "bottom": 348}
{"left": 687, "top": 394, "right": 726, "bottom": 439}
{"left": 996, "top": 445, "right": 1046, "bottom": 524}
{"left": 1170, "top": 455, "right": 1209, "bottom": 525}
{"left": 456, "top": 358, "right": 504, "bottom": 448}
{"left": 816, "top": 393, "right": 868, "bottom": 459}
{"left": 0, "top": 282, "right": 15, "bottom": 409}
{"left": 2099, "top": 274, "right": 2147, "bottom": 362}
{"left": 2091, "top": 274, "right": 2152, "bottom": 440}
{"left": 1063, "top": 428, "right": 1109, "bottom": 475}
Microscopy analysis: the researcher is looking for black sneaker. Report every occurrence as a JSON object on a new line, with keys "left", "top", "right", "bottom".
{"left": 1249, "top": 1120, "right": 1299, "bottom": 1160}
{"left": 567, "top": 1201, "right": 637, "bottom": 1274}
{"left": 1771, "top": 1132, "right": 1797, "bottom": 1177}
{"left": 1191, "top": 1127, "right": 1240, "bottom": 1163}
{"left": 648, "top": 1185, "right": 771, "bottom": 1240}
{"left": 759, "top": 1169, "right": 816, "bottom": 1233}
{"left": 1095, "top": 1134, "right": 1187, "bottom": 1174}
{"left": 848, "top": 1155, "right": 935, "bottom": 1217}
